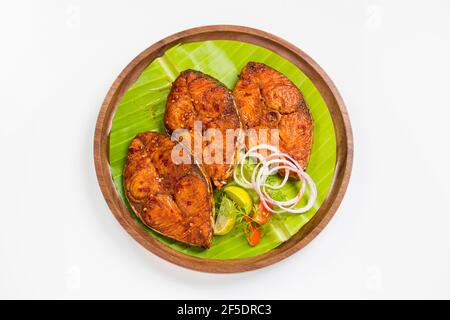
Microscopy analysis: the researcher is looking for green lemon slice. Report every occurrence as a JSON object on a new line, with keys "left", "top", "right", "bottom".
{"left": 224, "top": 186, "right": 253, "bottom": 214}
{"left": 214, "top": 197, "right": 236, "bottom": 235}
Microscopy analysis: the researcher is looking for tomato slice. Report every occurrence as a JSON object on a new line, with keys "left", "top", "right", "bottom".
{"left": 258, "top": 200, "right": 272, "bottom": 213}
{"left": 251, "top": 201, "right": 272, "bottom": 225}
{"left": 245, "top": 224, "right": 261, "bottom": 246}
{"left": 252, "top": 211, "right": 270, "bottom": 225}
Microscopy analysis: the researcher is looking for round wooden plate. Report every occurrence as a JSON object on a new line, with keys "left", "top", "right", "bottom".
{"left": 94, "top": 25, "right": 353, "bottom": 273}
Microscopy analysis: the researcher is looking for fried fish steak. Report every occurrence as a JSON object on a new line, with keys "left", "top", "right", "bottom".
{"left": 164, "top": 70, "right": 241, "bottom": 188}
{"left": 233, "top": 62, "right": 313, "bottom": 169}
{"left": 123, "top": 131, "right": 214, "bottom": 248}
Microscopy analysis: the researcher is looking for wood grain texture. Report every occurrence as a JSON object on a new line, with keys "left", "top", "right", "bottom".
{"left": 94, "top": 25, "right": 353, "bottom": 273}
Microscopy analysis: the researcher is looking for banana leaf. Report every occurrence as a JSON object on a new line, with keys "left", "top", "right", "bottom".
{"left": 109, "top": 40, "right": 336, "bottom": 259}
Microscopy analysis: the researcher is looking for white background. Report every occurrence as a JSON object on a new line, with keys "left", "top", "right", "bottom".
{"left": 1, "top": 0, "right": 449, "bottom": 299}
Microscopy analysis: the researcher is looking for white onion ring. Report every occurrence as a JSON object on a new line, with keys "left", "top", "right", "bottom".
{"left": 233, "top": 144, "right": 317, "bottom": 214}
{"left": 233, "top": 144, "right": 279, "bottom": 188}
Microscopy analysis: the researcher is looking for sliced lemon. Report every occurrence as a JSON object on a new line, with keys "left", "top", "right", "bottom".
{"left": 224, "top": 185, "right": 253, "bottom": 214}
{"left": 214, "top": 197, "right": 236, "bottom": 235}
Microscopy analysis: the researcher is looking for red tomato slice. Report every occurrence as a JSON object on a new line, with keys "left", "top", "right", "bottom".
{"left": 245, "top": 224, "right": 261, "bottom": 246}
{"left": 252, "top": 211, "right": 270, "bottom": 225}
{"left": 258, "top": 200, "right": 272, "bottom": 213}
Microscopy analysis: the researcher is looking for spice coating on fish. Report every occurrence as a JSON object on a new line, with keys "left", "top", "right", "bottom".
{"left": 165, "top": 70, "right": 241, "bottom": 188}
{"left": 233, "top": 62, "right": 313, "bottom": 169}
{"left": 123, "top": 131, "right": 214, "bottom": 248}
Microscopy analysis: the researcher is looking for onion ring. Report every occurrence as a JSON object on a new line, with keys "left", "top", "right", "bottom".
{"left": 233, "top": 144, "right": 317, "bottom": 214}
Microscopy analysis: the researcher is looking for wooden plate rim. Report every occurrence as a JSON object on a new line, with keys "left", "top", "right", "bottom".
{"left": 93, "top": 25, "right": 353, "bottom": 273}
